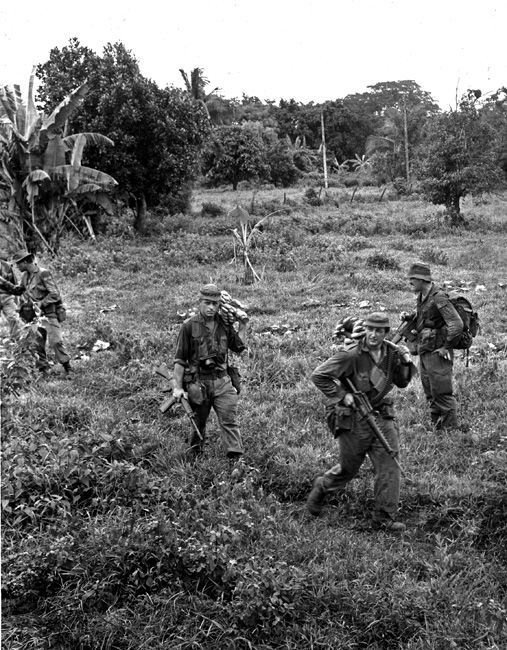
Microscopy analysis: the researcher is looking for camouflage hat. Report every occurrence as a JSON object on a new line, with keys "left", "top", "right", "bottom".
{"left": 407, "top": 262, "right": 432, "bottom": 281}
{"left": 199, "top": 283, "right": 221, "bottom": 300}
{"left": 364, "top": 312, "right": 390, "bottom": 330}
{"left": 12, "top": 249, "right": 32, "bottom": 264}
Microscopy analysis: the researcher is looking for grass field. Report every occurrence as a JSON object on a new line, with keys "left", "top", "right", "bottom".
{"left": 2, "top": 186, "right": 507, "bottom": 649}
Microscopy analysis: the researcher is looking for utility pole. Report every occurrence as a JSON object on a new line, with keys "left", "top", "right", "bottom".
{"left": 403, "top": 104, "right": 410, "bottom": 185}
{"left": 321, "top": 110, "right": 328, "bottom": 190}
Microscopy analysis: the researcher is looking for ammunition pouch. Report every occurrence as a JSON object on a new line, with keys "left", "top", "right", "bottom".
{"left": 326, "top": 403, "right": 356, "bottom": 438}
{"left": 19, "top": 303, "right": 37, "bottom": 323}
{"left": 227, "top": 365, "right": 241, "bottom": 394}
{"left": 378, "top": 399, "right": 395, "bottom": 420}
{"left": 55, "top": 303, "right": 67, "bottom": 323}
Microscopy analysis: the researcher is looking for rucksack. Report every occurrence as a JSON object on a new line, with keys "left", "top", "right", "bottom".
{"left": 447, "top": 292, "right": 480, "bottom": 350}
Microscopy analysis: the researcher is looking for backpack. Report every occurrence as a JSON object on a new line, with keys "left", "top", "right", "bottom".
{"left": 447, "top": 292, "right": 480, "bottom": 350}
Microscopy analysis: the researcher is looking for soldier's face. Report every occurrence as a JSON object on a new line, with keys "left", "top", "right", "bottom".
{"left": 199, "top": 298, "right": 220, "bottom": 320}
{"left": 365, "top": 326, "right": 387, "bottom": 350}
{"left": 409, "top": 277, "right": 424, "bottom": 293}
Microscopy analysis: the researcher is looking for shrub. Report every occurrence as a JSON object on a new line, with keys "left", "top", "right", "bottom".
{"left": 366, "top": 251, "right": 400, "bottom": 271}
{"left": 303, "top": 187, "right": 323, "bottom": 206}
{"left": 201, "top": 202, "right": 225, "bottom": 218}
{"left": 421, "top": 246, "right": 449, "bottom": 266}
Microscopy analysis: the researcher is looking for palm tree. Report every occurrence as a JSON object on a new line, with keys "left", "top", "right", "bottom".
{"left": 179, "top": 68, "right": 233, "bottom": 125}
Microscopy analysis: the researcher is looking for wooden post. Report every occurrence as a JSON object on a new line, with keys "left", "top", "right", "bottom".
{"left": 403, "top": 104, "right": 410, "bottom": 184}
{"left": 321, "top": 110, "right": 328, "bottom": 190}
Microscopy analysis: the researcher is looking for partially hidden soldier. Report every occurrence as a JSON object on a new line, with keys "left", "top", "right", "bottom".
{"left": 12, "top": 249, "right": 72, "bottom": 377}
{"left": 406, "top": 262, "right": 463, "bottom": 430}
{"left": 0, "top": 252, "right": 24, "bottom": 338}
{"left": 172, "top": 284, "right": 248, "bottom": 463}
{"left": 307, "top": 313, "right": 416, "bottom": 532}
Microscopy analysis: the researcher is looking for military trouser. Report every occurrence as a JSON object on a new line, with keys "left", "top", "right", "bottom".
{"left": 419, "top": 351, "right": 458, "bottom": 429}
{"left": 0, "top": 294, "right": 21, "bottom": 338}
{"left": 188, "top": 374, "right": 243, "bottom": 458}
{"left": 321, "top": 414, "right": 401, "bottom": 522}
{"left": 35, "top": 315, "right": 70, "bottom": 369}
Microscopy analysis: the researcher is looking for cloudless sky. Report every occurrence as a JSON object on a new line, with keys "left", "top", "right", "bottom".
{"left": 1, "top": 0, "right": 505, "bottom": 110}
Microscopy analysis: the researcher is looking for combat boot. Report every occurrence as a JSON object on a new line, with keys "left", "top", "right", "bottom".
{"left": 306, "top": 477, "right": 328, "bottom": 516}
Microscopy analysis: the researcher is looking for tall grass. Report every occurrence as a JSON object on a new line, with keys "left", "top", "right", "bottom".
{"left": 2, "top": 190, "right": 506, "bottom": 649}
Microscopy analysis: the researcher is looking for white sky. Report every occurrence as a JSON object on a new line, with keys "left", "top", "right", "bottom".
{"left": 1, "top": 0, "right": 505, "bottom": 110}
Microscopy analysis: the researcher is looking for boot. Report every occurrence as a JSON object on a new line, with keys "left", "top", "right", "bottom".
{"left": 62, "top": 362, "right": 73, "bottom": 379}
{"left": 307, "top": 477, "right": 327, "bottom": 516}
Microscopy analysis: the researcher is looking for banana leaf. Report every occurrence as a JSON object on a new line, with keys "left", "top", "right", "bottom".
{"left": 43, "top": 135, "right": 66, "bottom": 171}
{"left": 41, "top": 83, "right": 88, "bottom": 138}
{"left": 64, "top": 133, "right": 114, "bottom": 152}
{"left": 52, "top": 165, "right": 118, "bottom": 193}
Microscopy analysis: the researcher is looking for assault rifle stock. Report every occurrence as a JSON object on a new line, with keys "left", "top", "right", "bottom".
{"left": 343, "top": 377, "right": 407, "bottom": 479}
{"left": 155, "top": 363, "right": 202, "bottom": 440}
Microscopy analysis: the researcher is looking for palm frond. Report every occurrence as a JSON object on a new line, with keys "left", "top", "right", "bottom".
{"left": 365, "top": 135, "right": 394, "bottom": 157}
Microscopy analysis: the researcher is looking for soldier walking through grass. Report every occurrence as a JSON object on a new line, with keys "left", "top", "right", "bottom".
{"left": 307, "top": 313, "right": 416, "bottom": 532}
{"left": 13, "top": 249, "right": 73, "bottom": 377}
{"left": 406, "top": 262, "right": 463, "bottom": 430}
{"left": 0, "top": 253, "right": 24, "bottom": 338}
{"left": 172, "top": 284, "right": 248, "bottom": 463}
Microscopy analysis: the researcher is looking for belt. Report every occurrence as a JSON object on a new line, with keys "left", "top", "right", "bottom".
{"left": 199, "top": 369, "right": 228, "bottom": 380}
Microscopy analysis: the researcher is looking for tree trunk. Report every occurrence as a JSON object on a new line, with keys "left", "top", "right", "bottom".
{"left": 133, "top": 193, "right": 147, "bottom": 233}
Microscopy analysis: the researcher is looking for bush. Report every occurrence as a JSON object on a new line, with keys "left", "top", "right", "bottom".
{"left": 201, "top": 202, "right": 225, "bottom": 218}
{"left": 366, "top": 251, "right": 400, "bottom": 271}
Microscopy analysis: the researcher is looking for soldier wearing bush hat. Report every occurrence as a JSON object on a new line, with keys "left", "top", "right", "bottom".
{"left": 13, "top": 249, "right": 73, "bottom": 377}
{"left": 307, "top": 311, "right": 416, "bottom": 532}
{"left": 406, "top": 261, "right": 463, "bottom": 430}
{"left": 172, "top": 282, "right": 248, "bottom": 465}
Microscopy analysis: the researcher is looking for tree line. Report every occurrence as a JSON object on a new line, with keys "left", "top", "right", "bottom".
{"left": 1, "top": 37, "right": 506, "bottom": 252}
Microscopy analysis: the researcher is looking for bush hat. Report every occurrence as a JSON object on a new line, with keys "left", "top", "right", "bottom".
{"left": 199, "top": 284, "right": 221, "bottom": 300}
{"left": 12, "top": 249, "right": 32, "bottom": 264}
{"left": 364, "top": 312, "right": 390, "bottom": 330}
{"left": 407, "top": 262, "right": 432, "bottom": 281}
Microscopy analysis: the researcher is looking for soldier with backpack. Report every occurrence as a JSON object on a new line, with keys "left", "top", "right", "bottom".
{"left": 406, "top": 262, "right": 464, "bottom": 430}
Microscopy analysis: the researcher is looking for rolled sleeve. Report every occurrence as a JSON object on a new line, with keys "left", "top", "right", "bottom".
{"left": 311, "top": 351, "right": 353, "bottom": 400}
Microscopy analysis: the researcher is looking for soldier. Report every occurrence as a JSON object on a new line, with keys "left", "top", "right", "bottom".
{"left": 172, "top": 284, "right": 248, "bottom": 462}
{"left": 406, "top": 262, "right": 463, "bottom": 430}
{"left": 0, "top": 253, "right": 24, "bottom": 338}
{"left": 306, "top": 313, "right": 416, "bottom": 532}
{"left": 13, "top": 249, "right": 72, "bottom": 377}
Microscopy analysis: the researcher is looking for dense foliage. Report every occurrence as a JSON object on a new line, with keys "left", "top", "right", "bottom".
{"left": 36, "top": 40, "right": 210, "bottom": 232}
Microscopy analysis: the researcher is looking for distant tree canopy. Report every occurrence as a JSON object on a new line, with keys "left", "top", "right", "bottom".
{"left": 36, "top": 39, "right": 210, "bottom": 232}
{"left": 416, "top": 92, "right": 506, "bottom": 222}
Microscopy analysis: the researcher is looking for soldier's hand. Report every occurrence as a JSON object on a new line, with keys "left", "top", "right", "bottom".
{"left": 397, "top": 343, "right": 412, "bottom": 363}
{"left": 172, "top": 387, "right": 186, "bottom": 402}
{"left": 343, "top": 393, "right": 355, "bottom": 407}
{"left": 433, "top": 347, "right": 451, "bottom": 361}
{"left": 400, "top": 310, "right": 415, "bottom": 322}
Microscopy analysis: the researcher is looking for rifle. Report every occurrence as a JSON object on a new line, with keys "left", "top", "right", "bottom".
{"left": 388, "top": 313, "right": 417, "bottom": 346}
{"left": 155, "top": 363, "right": 202, "bottom": 440}
{"left": 342, "top": 377, "right": 407, "bottom": 479}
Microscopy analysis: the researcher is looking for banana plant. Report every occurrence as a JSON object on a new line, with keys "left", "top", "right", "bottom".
{"left": 0, "top": 67, "right": 116, "bottom": 253}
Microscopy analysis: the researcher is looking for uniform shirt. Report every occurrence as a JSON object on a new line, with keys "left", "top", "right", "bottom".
{"left": 174, "top": 313, "right": 246, "bottom": 371}
{"left": 416, "top": 283, "right": 463, "bottom": 352}
{"left": 20, "top": 266, "right": 62, "bottom": 309}
{"left": 0, "top": 261, "right": 19, "bottom": 295}
{"left": 312, "top": 339, "right": 412, "bottom": 405}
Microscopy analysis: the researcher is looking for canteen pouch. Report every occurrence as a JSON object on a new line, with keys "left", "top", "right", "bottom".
{"left": 227, "top": 365, "right": 241, "bottom": 394}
